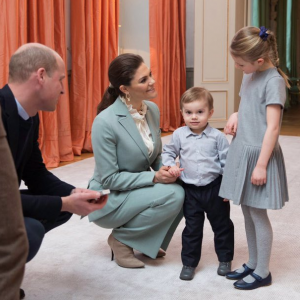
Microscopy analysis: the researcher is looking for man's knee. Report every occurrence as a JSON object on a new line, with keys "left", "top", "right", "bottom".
{"left": 24, "top": 218, "right": 45, "bottom": 262}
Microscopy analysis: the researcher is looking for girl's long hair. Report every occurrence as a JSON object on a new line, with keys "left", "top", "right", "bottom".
{"left": 230, "top": 26, "right": 290, "bottom": 88}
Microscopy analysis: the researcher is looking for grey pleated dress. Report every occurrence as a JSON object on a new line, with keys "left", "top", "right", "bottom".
{"left": 219, "top": 68, "right": 289, "bottom": 209}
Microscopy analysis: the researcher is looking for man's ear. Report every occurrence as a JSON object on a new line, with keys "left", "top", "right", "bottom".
{"left": 36, "top": 68, "right": 46, "bottom": 84}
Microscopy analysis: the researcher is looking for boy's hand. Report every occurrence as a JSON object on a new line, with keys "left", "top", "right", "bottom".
{"left": 168, "top": 165, "right": 184, "bottom": 177}
{"left": 223, "top": 198, "right": 229, "bottom": 202}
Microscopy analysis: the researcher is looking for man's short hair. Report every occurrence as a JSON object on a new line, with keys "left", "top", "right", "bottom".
{"left": 8, "top": 43, "right": 59, "bottom": 83}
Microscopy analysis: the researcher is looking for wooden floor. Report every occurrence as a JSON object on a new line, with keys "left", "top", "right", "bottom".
{"left": 280, "top": 102, "right": 300, "bottom": 136}
{"left": 53, "top": 103, "right": 300, "bottom": 169}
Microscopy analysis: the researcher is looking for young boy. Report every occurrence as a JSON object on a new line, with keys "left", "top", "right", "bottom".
{"left": 162, "top": 87, "right": 234, "bottom": 280}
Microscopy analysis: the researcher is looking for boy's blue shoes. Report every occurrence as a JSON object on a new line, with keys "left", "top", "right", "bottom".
{"left": 233, "top": 272, "right": 272, "bottom": 290}
{"left": 180, "top": 265, "right": 195, "bottom": 280}
{"left": 226, "top": 263, "right": 254, "bottom": 280}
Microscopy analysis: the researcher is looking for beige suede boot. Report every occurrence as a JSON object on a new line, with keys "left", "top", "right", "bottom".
{"left": 108, "top": 234, "right": 145, "bottom": 268}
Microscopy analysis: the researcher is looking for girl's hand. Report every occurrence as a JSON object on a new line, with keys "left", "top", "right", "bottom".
{"left": 224, "top": 112, "right": 238, "bottom": 136}
{"left": 251, "top": 166, "right": 267, "bottom": 185}
{"left": 223, "top": 198, "right": 229, "bottom": 202}
{"left": 168, "top": 165, "right": 184, "bottom": 177}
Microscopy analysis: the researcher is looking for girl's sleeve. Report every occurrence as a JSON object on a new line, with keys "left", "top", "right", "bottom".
{"left": 266, "top": 76, "right": 286, "bottom": 108}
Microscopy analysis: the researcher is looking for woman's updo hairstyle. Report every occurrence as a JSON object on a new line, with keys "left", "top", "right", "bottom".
{"left": 97, "top": 53, "right": 144, "bottom": 114}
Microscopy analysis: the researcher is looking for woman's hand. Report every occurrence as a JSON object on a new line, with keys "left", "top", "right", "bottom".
{"left": 251, "top": 166, "right": 267, "bottom": 185}
{"left": 224, "top": 112, "right": 238, "bottom": 136}
{"left": 153, "top": 166, "right": 178, "bottom": 184}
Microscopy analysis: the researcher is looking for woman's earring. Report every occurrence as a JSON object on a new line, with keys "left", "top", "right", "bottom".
{"left": 125, "top": 93, "right": 130, "bottom": 102}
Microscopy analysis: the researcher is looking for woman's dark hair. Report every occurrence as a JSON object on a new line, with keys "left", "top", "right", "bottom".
{"left": 97, "top": 53, "right": 144, "bottom": 114}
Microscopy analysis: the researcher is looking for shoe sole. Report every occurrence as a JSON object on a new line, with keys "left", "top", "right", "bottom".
{"left": 115, "top": 261, "right": 145, "bottom": 268}
{"left": 179, "top": 276, "right": 194, "bottom": 281}
{"left": 234, "top": 282, "right": 272, "bottom": 290}
{"left": 218, "top": 270, "right": 231, "bottom": 276}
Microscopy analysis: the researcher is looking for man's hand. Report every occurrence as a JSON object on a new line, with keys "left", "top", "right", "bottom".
{"left": 153, "top": 166, "right": 178, "bottom": 184}
{"left": 61, "top": 188, "right": 108, "bottom": 216}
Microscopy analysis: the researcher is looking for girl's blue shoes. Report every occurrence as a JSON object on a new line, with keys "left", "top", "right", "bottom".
{"left": 233, "top": 272, "right": 272, "bottom": 290}
{"left": 226, "top": 263, "right": 254, "bottom": 280}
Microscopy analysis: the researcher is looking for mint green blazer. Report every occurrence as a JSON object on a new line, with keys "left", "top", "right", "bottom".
{"left": 88, "top": 97, "right": 162, "bottom": 222}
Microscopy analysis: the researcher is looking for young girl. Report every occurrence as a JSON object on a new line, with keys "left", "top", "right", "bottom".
{"left": 219, "top": 26, "right": 289, "bottom": 290}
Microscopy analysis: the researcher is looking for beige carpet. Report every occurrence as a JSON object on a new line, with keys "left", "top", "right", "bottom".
{"left": 22, "top": 135, "right": 300, "bottom": 300}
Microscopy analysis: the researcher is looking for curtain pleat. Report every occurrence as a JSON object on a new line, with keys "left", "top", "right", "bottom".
{"left": 0, "top": 0, "right": 73, "bottom": 167}
{"left": 70, "top": 0, "right": 119, "bottom": 154}
{"left": 288, "top": 0, "right": 297, "bottom": 78}
{"left": 0, "top": 0, "right": 19, "bottom": 84}
{"left": 26, "top": 0, "right": 73, "bottom": 167}
{"left": 1, "top": 0, "right": 119, "bottom": 167}
{"left": 251, "top": 0, "right": 270, "bottom": 28}
{"left": 54, "top": 0, "right": 74, "bottom": 163}
{"left": 149, "top": 0, "right": 186, "bottom": 132}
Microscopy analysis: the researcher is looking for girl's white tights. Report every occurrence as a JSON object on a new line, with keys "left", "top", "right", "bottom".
{"left": 237, "top": 205, "right": 273, "bottom": 283}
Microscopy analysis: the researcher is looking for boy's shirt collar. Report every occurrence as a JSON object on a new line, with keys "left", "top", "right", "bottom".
{"left": 185, "top": 123, "right": 211, "bottom": 138}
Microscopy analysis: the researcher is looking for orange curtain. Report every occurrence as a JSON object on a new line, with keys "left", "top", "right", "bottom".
{"left": 0, "top": 0, "right": 73, "bottom": 168}
{"left": 0, "top": 0, "right": 26, "bottom": 88}
{"left": 70, "top": 0, "right": 119, "bottom": 154}
{"left": 149, "top": 0, "right": 186, "bottom": 132}
{"left": 0, "top": 0, "right": 119, "bottom": 166}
